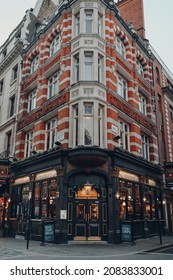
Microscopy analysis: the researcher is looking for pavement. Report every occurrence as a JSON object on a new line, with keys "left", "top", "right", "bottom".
{"left": 0, "top": 235, "right": 173, "bottom": 259}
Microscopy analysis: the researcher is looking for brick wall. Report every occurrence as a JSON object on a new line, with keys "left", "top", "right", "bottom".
{"left": 117, "top": 0, "right": 145, "bottom": 38}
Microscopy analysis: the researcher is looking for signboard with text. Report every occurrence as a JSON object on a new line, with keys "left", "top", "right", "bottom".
{"left": 121, "top": 222, "right": 132, "bottom": 242}
{"left": 44, "top": 222, "right": 55, "bottom": 242}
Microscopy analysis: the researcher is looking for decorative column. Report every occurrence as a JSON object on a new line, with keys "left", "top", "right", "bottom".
{"left": 55, "top": 164, "right": 68, "bottom": 244}
{"left": 139, "top": 175, "right": 149, "bottom": 238}
{"left": 109, "top": 166, "right": 121, "bottom": 243}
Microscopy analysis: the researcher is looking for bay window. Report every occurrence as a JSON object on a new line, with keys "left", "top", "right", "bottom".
{"left": 75, "top": 13, "right": 80, "bottom": 35}
{"left": 98, "top": 13, "right": 102, "bottom": 35}
{"left": 74, "top": 54, "right": 79, "bottom": 82}
{"left": 85, "top": 10, "right": 93, "bottom": 33}
{"left": 84, "top": 103, "right": 93, "bottom": 145}
{"left": 72, "top": 102, "right": 105, "bottom": 148}
{"left": 98, "top": 54, "right": 103, "bottom": 83}
{"left": 84, "top": 52, "right": 93, "bottom": 80}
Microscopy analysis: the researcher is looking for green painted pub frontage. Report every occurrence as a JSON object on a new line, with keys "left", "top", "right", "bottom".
{"left": 8, "top": 147, "right": 166, "bottom": 243}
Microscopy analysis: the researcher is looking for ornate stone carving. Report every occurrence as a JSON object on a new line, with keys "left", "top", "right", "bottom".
{"left": 84, "top": 40, "right": 93, "bottom": 45}
{"left": 73, "top": 41, "right": 79, "bottom": 49}
{"left": 98, "top": 90, "right": 105, "bottom": 98}
{"left": 98, "top": 41, "right": 104, "bottom": 50}
{"left": 84, "top": 88, "right": 93, "bottom": 95}
{"left": 71, "top": 90, "right": 79, "bottom": 98}
{"left": 85, "top": 3, "right": 93, "bottom": 8}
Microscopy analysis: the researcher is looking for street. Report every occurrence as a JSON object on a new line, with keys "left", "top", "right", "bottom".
{"left": 0, "top": 236, "right": 173, "bottom": 260}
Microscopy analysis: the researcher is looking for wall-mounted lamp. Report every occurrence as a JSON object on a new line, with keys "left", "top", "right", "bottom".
{"left": 55, "top": 141, "right": 62, "bottom": 149}
{"left": 84, "top": 180, "right": 92, "bottom": 196}
{"left": 162, "top": 199, "right": 166, "bottom": 205}
{"left": 115, "top": 191, "right": 120, "bottom": 199}
{"left": 109, "top": 0, "right": 114, "bottom": 6}
{"left": 9, "top": 157, "right": 18, "bottom": 163}
{"left": 31, "top": 150, "right": 37, "bottom": 155}
{"left": 153, "top": 105, "right": 156, "bottom": 113}
{"left": 113, "top": 135, "right": 121, "bottom": 141}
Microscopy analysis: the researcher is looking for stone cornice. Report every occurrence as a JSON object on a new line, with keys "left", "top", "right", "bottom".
{"left": 0, "top": 40, "right": 23, "bottom": 74}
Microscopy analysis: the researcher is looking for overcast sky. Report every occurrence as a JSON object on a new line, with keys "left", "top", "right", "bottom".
{"left": 0, "top": 0, "right": 173, "bottom": 73}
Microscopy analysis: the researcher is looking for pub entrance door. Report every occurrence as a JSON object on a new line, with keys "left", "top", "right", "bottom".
{"left": 75, "top": 199, "right": 101, "bottom": 240}
{"left": 68, "top": 181, "right": 108, "bottom": 241}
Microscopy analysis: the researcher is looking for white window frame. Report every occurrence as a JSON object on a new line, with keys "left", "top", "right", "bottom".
{"left": 74, "top": 54, "right": 79, "bottom": 82}
{"left": 31, "top": 55, "right": 39, "bottom": 74}
{"left": 72, "top": 102, "right": 105, "bottom": 148}
{"left": 98, "top": 13, "right": 102, "bottom": 36}
{"left": 12, "top": 64, "right": 18, "bottom": 81}
{"left": 84, "top": 52, "right": 93, "bottom": 81}
{"left": 119, "top": 121, "right": 130, "bottom": 151}
{"left": 24, "top": 131, "right": 33, "bottom": 158}
{"left": 117, "top": 76, "right": 128, "bottom": 100}
{"left": 48, "top": 72, "right": 59, "bottom": 98}
{"left": 139, "top": 93, "right": 147, "bottom": 115}
{"left": 45, "top": 119, "right": 57, "bottom": 150}
{"left": 116, "top": 37, "right": 126, "bottom": 58}
{"left": 50, "top": 34, "right": 61, "bottom": 57}
{"left": 75, "top": 12, "right": 80, "bottom": 35}
{"left": 142, "top": 134, "right": 150, "bottom": 160}
{"left": 85, "top": 10, "right": 93, "bottom": 33}
{"left": 137, "top": 60, "right": 144, "bottom": 77}
{"left": 84, "top": 102, "right": 93, "bottom": 146}
{"left": 98, "top": 54, "right": 103, "bottom": 83}
{"left": 28, "top": 90, "right": 36, "bottom": 112}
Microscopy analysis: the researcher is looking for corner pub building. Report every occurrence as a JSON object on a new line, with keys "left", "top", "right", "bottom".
{"left": 8, "top": 0, "right": 165, "bottom": 244}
